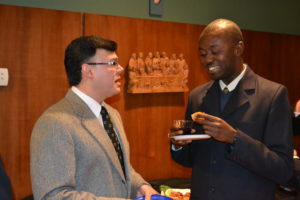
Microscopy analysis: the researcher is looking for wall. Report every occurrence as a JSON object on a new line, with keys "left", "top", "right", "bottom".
{"left": 0, "top": 4, "right": 300, "bottom": 200}
{"left": 0, "top": 5, "right": 83, "bottom": 199}
{"left": 1, "top": 0, "right": 300, "bottom": 36}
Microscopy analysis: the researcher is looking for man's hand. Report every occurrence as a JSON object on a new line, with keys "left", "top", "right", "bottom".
{"left": 168, "top": 127, "right": 195, "bottom": 148}
{"left": 192, "top": 112, "right": 237, "bottom": 143}
{"left": 136, "top": 184, "right": 158, "bottom": 200}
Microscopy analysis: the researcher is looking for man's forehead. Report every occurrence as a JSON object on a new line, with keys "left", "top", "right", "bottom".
{"left": 199, "top": 35, "right": 226, "bottom": 48}
{"left": 91, "top": 49, "right": 118, "bottom": 60}
{"left": 96, "top": 48, "right": 117, "bottom": 55}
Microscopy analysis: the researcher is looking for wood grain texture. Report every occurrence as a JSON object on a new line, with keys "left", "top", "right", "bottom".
{"left": 0, "top": 5, "right": 82, "bottom": 199}
{"left": 0, "top": 4, "right": 300, "bottom": 199}
{"left": 243, "top": 30, "right": 300, "bottom": 104}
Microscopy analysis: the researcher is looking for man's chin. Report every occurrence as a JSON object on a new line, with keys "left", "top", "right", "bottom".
{"left": 208, "top": 73, "right": 221, "bottom": 80}
{"left": 113, "top": 88, "right": 121, "bottom": 95}
{"left": 105, "top": 91, "right": 120, "bottom": 100}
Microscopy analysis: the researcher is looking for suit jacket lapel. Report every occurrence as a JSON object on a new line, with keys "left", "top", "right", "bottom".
{"left": 81, "top": 118, "right": 125, "bottom": 179}
{"left": 221, "top": 67, "right": 256, "bottom": 118}
{"left": 65, "top": 90, "right": 126, "bottom": 180}
{"left": 201, "top": 81, "right": 221, "bottom": 116}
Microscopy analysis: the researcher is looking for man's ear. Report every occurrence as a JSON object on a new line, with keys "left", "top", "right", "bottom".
{"left": 81, "top": 64, "right": 93, "bottom": 78}
{"left": 235, "top": 41, "right": 244, "bottom": 56}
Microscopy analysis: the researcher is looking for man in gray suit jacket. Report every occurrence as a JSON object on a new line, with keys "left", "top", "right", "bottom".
{"left": 30, "top": 35, "right": 157, "bottom": 200}
{"left": 170, "top": 19, "right": 294, "bottom": 200}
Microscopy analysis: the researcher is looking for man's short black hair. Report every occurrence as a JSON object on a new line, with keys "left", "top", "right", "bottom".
{"left": 64, "top": 35, "right": 117, "bottom": 86}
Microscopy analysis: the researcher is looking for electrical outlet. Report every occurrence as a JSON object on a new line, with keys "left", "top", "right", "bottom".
{"left": 0, "top": 68, "right": 9, "bottom": 86}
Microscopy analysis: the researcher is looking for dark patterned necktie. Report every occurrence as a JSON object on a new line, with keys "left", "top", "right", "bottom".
{"left": 220, "top": 87, "right": 231, "bottom": 111}
{"left": 100, "top": 106, "right": 125, "bottom": 176}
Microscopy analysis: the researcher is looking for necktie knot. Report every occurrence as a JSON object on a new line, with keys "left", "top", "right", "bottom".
{"left": 223, "top": 87, "right": 229, "bottom": 94}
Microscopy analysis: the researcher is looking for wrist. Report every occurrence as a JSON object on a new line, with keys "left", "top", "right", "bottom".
{"left": 228, "top": 131, "right": 238, "bottom": 153}
{"left": 230, "top": 130, "right": 238, "bottom": 144}
{"left": 172, "top": 144, "right": 183, "bottom": 151}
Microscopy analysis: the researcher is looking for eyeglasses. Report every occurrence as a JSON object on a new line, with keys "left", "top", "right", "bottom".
{"left": 86, "top": 61, "right": 120, "bottom": 67}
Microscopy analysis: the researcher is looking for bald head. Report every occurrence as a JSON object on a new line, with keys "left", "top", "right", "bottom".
{"left": 200, "top": 19, "right": 243, "bottom": 44}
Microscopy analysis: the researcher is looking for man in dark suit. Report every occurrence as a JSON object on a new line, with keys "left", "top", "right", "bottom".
{"left": 0, "top": 159, "right": 13, "bottom": 200}
{"left": 30, "top": 35, "right": 157, "bottom": 200}
{"left": 170, "top": 19, "right": 293, "bottom": 200}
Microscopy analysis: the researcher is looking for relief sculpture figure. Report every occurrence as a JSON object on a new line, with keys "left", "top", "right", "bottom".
{"left": 127, "top": 51, "right": 189, "bottom": 93}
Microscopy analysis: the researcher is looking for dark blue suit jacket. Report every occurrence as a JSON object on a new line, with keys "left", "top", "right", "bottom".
{"left": 0, "top": 160, "right": 13, "bottom": 200}
{"left": 171, "top": 67, "right": 294, "bottom": 200}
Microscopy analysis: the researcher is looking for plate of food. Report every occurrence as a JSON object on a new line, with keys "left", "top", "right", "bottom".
{"left": 161, "top": 188, "right": 191, "bottom": 200}
{"left": 170, "top": 134, "right": 211, "bottom": 141}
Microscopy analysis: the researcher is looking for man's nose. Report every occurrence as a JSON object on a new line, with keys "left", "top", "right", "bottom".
{"left": 204, "top": 53, "right": 214, "bottom": 63}
{"left": 117, "top": 64, "right": 124, "bottom": 73}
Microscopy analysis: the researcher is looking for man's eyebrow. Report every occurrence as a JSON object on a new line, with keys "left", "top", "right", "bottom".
{"left": 199, "top": 44, "right": 219, "bottom": 50}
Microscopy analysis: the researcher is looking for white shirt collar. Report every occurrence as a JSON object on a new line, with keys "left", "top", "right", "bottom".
{"left": 219, "top": 64, "right": 247, "bottom": 92}
{"left": 71, "top": 86, "right": 104, "bottom": 118}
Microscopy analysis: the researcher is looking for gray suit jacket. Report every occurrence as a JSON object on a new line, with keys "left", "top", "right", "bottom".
{"left": 31, "top": 89, "right": 147, "bottom": 200}
{"left": 172, "top": 67, "right": 294, "bottom": 200}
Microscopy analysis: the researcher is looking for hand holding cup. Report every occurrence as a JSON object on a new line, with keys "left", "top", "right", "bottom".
{"left": 170, "top": 120, "right": 194, "bottom": 135}
{"left": 169, "top": 120, "right": 195, "bottom": 147}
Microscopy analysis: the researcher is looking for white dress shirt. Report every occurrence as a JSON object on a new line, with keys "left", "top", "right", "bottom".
{"left": 219, "top": 64, "right": 247, "bottom": 92}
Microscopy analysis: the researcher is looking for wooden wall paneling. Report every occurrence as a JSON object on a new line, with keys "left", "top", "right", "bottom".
{"left": 84, "top": 14, "right": 211, "bottom": 180}
{"left": 243, "top": 30, "right": 300, "bottom": 104}
{"left": 243, "top": 30, "right": 273, "bottom": 77}
{"left": 268, "top": 34, "right": 300, "bottom": 103}
{"left": 0, "top": 5, "right": 83, "bottom": 199}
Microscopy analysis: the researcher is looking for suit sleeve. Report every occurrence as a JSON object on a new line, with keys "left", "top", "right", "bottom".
{"left": 129, "top": 167, "right": 150, "bottom": 198}
{"left": 225, "top": 85, "right": 294, "bottom": 184}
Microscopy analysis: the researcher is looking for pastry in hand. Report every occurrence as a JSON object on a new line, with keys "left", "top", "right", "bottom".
{"left": 191, "top": 112, "right": 205, "bottom": 121}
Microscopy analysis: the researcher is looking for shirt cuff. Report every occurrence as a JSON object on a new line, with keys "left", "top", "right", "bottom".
{"left": 171, "top": 144, "right": 183, "bottom": 151}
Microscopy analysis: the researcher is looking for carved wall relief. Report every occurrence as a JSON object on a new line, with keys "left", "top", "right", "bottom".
{"left": 127, "top": 52, "right": 189, "bottom": 93}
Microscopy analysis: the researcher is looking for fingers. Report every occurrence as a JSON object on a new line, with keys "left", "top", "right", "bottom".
{"left": 192, "top": 112, "right": 219, "bottom": 122}
{"left": 169, "top": 125, "right": 195, "bottom": 147}
{"left": 170, "top": 136, "right": 192, "bottom": 147}
{"left": 168, "top": 129, "right": 184, "bottom": 137}
{"left": 173, "top": 139, "right": 192, "bottom": 146}
{"left": 201, "top": 124, "right": 220, "bottom": 136}
{"left": 144, "top": 193, "right": 151, "bottom": 200}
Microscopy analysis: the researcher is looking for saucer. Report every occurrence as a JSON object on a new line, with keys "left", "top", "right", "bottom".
{"left": 171, "top": 134, "right": 211, "bottom": 141}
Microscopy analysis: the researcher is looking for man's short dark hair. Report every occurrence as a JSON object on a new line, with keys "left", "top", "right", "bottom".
{"left": 64, "top": 35, "right": 117, "bottom": 86}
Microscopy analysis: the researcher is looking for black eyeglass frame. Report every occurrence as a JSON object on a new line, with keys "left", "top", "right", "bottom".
{"left": 86, "top": 61, "right": 119, "bottom": 67}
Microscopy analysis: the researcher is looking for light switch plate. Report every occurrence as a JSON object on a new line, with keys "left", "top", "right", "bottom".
{"left": 149, "top": 0, "right": 164, "bottom": 17}
{"left": 0, "top": 68, "right": 9, "bottom": 86}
